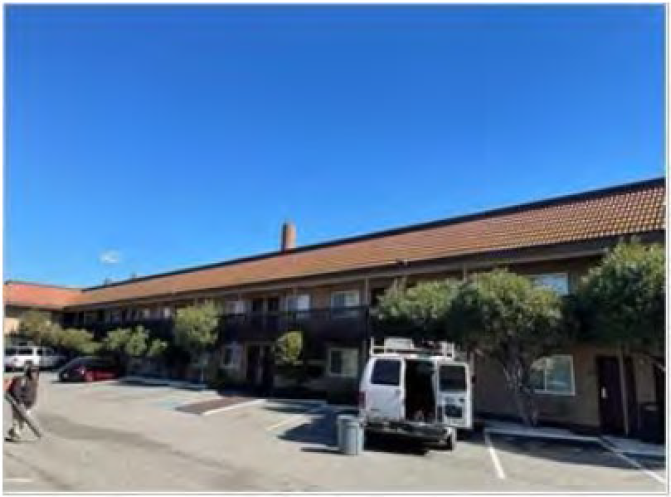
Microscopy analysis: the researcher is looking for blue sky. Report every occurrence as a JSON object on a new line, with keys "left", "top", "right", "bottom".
{"left": 5, "top": 5, "right": 665, "bottom": 288}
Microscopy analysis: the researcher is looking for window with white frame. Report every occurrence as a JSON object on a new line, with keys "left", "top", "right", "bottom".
{"left": 327, "top": 347, "right": 359, "bottom": 378}
{"left": 530, "top": 355, "right": 575, "bottom": 395}
{"left": 142, "top": 308, "right": 152, "bottom": 319}
{"left": 331, "top": 290, "right": 360, "bottom": 318}
{"left": 162, "top": 306, "right": 173, "bottom": 319}
{"left": 528, "top": 273, "right": 569, "bottom": 296}
{"left": 225, "top": 300, "right": 246, "bottom": 315}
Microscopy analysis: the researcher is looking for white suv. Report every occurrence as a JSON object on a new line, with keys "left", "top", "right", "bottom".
{"left": 4, "top": 345, "right": 65, "bottom": 371}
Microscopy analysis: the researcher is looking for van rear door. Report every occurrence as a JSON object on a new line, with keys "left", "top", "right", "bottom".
{"left": 365, "top": 358, "right": 405, "bottom": 421}
{"left": 436, "top": 362, "right": 472, "bottom": 429}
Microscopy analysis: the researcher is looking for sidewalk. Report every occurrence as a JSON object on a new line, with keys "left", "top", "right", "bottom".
{"left": 484, "top": 420, "right": 666, "bottom": 460}
{"left": 601, "top": 435, "right": 666, "bottom": 459}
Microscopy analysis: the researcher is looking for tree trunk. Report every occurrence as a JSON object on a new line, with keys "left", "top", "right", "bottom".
{"left": 500, "top": 359, "right": 538, "bottom": 427}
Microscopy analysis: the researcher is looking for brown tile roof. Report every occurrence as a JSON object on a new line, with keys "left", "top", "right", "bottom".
{"left": 56, "top": 178, "right": 670, "bottom": 308}
{"left": 4, "top": 281, "right": 82, "bottom": 310}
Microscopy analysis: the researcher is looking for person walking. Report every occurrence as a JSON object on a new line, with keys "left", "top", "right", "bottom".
{"left": 6, "top": 365, "right": 40, "bottom": 441}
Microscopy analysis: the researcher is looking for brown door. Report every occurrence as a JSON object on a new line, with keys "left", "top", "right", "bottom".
{"left": 596, "top": 356, "right": 625, "bottom": 435}
{"left": 246, "top": 345, "right": 261, "bottom": 384}
{"left": 653, "top": 359, "right": 665, "bottom": 442}
{"left": 624, "top": 356, "right": 638, "bottom": 435}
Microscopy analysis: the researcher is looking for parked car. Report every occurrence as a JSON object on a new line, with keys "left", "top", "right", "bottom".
{"left": 358, "top": 337, "right": 472, "bottom": 450}
{"left": 4, "top": 345, "right": 66, "bottom": 371}
{"left": 58, "top": 357, "right": 120, "bottom": 382}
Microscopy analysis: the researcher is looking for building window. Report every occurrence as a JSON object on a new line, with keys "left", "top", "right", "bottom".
{"left": 331, "top": 290, "right": 360, "bottom": 318}
{"left": 162, "top": 307, "right": 173, "bottom": 319}
{"left": 327, "top": 347, "right": 359, "bottom": 378}
{"left": 531, "top": 355, "right": 575, "bottom": 395}
{"left": 111, "top": 310, "right": 122, "bottom": 323}
{"left": 221, "top": 343, "right": 242, "bottom": 370}
{"left": 286, "top": 294, "right": 310, "bottom": 319}
{"left": 225, "top": 300, "right": 246, "bottom": 315}
{"left": 529, "top": 273, "right": 569, "bottom": 296}
{"left": 142, "top": 308, "right": 152, "bottom": 319}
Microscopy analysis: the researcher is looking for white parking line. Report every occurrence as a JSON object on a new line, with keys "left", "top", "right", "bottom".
{"left": 484, "top": 431, "right": 506, "bottom": 480}
{"left": 598, "top": 440, "right": 666, "bottom": 485}
{"left": 265, "top": 405, "right": 326, "bottom": 432}
{"left": 5, "top": 477, "right": 32, "bottom": 483}
{"left": 201, "top": 398, "right": 267, "bottom": 416}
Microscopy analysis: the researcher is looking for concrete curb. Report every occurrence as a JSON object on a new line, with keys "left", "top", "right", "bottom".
{"left": 484, "top": 427, "right": 598, "bottom": 444}
{"left": 121, "top": 376, "right": 209, "bottom": 391}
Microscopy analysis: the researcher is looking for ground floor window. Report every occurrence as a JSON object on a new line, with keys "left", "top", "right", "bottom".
{"left": 528, "top": 273, "right": 570, "bottom": 296}
{"left": 327, "top": 347, "right": 359, "bottom": 378}
{"left": 531, "top": 354, "right": 575, "bottom": 395}
{"left": 221, "top": 343, "right": 242, "bottom": 370}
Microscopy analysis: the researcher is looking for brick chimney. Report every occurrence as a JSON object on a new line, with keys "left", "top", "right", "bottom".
{"left": 281, "top": 221, "right": 296, "bottom": 251}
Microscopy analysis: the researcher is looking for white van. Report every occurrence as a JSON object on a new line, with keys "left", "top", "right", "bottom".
{"left": 4, "top": 345, "right": 65, "bottom": 371}
{"left": 358, "top": 338, "right": 472, "bottom": 450}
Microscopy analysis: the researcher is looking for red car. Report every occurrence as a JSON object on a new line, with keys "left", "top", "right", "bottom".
{"left": 58, "top": 357, "right": 120, "bottom": 382}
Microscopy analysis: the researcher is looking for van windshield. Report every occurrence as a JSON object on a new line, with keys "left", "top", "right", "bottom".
{"left": 439, "top": 364, "right": 467, "bottom": 391}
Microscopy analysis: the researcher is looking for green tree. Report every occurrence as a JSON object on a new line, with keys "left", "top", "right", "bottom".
{"left": 18, "top": 310, "right": 60, "bottom": 345}
{"left": 173, "top": 302, "right": 220, "bottom": 383}
{"left": 102, "top": 326, "right": 150, "bottom": 370}
{"left": 375, "top": 279, "right": 460, "bottom": 338}
{"left": 57, "top": 328, "right": 100, "bottom": 356}
{"left": 274, "top": 330, "right": 304, "bottom": 388}
{"left": 447, "top": 269, "right": 567, "bottom": 426}
{"left": 146, "top": 339, "right": 168, "bottom": 359}
{"left": 575, "top": 240, "right": 665, "bottom": 370}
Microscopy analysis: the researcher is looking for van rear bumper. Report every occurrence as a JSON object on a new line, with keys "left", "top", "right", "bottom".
{"left": 363, "top": 420, "right": 450, "bottom": 442}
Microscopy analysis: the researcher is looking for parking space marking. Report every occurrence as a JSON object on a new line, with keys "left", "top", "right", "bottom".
{"left": 265, "top": 404, "right": 326, "bottom": 432}
{"left": 598, "top": 441, "right": 666, "bottom": 485}
{"left": 202, "top": 398, "right": 267, "bottom": 416}
{"left": 5, "top": 477, "right": 32, "bottom": 483}
{"left": 484, "top": 431, "right": 506, "bottom": 480}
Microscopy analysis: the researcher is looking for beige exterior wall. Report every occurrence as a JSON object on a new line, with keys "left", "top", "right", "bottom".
{"left": 474, "top": 344, "right": 662, "bottom": 433}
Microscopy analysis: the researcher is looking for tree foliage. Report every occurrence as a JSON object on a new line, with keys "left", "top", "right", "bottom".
{"left": 18, "top": 310, "right": 60, "bottom": 345}
{"left": 173, "top": 302, "right": 220, "bottom": 359}
{"left": 274, "top": 331, "right": 303, "bottom": 367}
{"left": 375, "top": 279, "right": 460, "bottom": 338}
{"left": 447, "top": 269, "right": 567, "bottom": 426}
{"left": 575, "top": 240, "right": 665, "bottom": 360}
{"left": 57, "top": 328, "right": 100, "bottom": 355}
{"left": 102, "top": 326, "right": 150, "bottom": 359}
{"left": 146, "top": 339, "right": 168, "bottom": 359}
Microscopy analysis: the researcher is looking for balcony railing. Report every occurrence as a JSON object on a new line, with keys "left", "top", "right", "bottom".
{"left": 222, "top": 306, "right": 370, "bottom": 343}
{"left": 79, "top": 306, "right": 371, "bottom": 345}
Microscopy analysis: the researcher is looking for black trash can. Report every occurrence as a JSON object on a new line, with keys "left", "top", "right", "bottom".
{"left": 639, "top": 402, "right": 663, "bottom": 444}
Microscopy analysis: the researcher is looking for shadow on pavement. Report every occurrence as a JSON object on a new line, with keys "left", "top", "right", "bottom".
{"left": 489, "top": 434, "right": 666, "bottom": 471}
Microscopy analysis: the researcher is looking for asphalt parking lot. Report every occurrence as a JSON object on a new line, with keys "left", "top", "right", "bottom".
{"left": 3, "top": 374, "right": 667, "bottom": 492}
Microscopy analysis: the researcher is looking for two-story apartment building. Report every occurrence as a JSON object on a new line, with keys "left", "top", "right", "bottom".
{"left": 4, "top": 177, "right": 665, "bottom": 438}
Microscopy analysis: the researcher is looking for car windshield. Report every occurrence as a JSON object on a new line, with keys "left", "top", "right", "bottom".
{"left": 439, "top": 364, "right": 467, "bottom": 391}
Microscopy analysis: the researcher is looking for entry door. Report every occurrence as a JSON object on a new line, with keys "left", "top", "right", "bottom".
{"left": 246, "top": 345, "right": 261, "bottom": 384}
{"left": 596, "top": 356, "right": 625, "bottom": 435}
{"left": 653, "top": 359, "right": 665, "bottom": 442}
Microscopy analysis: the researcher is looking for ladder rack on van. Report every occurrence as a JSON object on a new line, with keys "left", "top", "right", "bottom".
{"left": 369, "top": 338, "right": 456, "bottom": 359}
